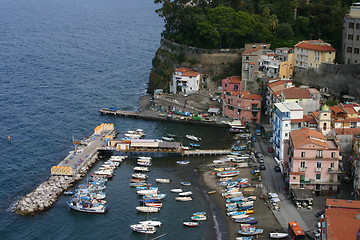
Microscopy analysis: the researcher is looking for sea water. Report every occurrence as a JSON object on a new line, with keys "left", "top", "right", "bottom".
{"left": 0, "top": 0, "right": 233, "bottom": 239}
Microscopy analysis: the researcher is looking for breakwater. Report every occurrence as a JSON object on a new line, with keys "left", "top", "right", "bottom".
{"left": 15, "top": 152, "right": 100, "bottom": 215}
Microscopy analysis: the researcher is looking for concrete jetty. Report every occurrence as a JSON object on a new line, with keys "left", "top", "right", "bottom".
{"left": 15, "top": 123, "right": 116, "bottom": 215}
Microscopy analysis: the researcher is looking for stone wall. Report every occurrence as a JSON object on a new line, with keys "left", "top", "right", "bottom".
{"left": 293, "top": 63, "right": 360, "bottom": 100}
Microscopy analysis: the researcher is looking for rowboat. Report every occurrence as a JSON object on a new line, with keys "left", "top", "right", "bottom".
{"left": 155, "top": 178, "right": 171, "bottom": 183}
{"left": 144, "top": 202, "right": 163, "bottom": 208}
{"left": 270, "top": 232, "right": 289, "bottom": 239}
{"left": 137, "top": 161, "right": 152, "bottom": 166}
{"left": 171, "top": 189, "right": 183, "bottom": 193}
{"left": 176, "top": 160, "right": 190, "bottom": 165}
{"left": 234, "top": 217, "right": 256, "bottom": 223}
{"left": 132, "top": 173, "right": 148, "bottom": 179}
{"left": 186, "top": 135, "right": 201, "bottom": 141}
{"left": 137, "top": 189, "right": 158, "bottom": 196}
{"left": 136, "top": 206, "right": 160, "bottom": 213}
{"left": 216, "top": 171, "right": 240, "bottom": 177}
{"left": 183, "top": 221, "right": 199, "bottom": 227}
{"left": 208, "top": 190, "right": 217, "bottom": 195}
{"left": 230, "top": 214, "right": 249, "bottom": 219}
{"left": 138, "top": 156, "right": 152, "bottom": 160}
{"left": 129, "top": 182, "right": 148, "bottom": 187}
{"left": 189, "top": 143, "right": 200, "bottom": 148}
{"left": 130, "top": 178, "right": 146, "bottom": 183}
{"left": 193, "top": 212, "right": 206, "bottom": 216}
{"left": 175, "top": 197, "right": 193, "bottom": 202}
{"left": 162, "top": 136, "right": 174, "bottom": 141}
{"left": 143, "top": 194, "right": 166, "bottom": 200}
{"left": 180, "top": 182, "right": 191, "bottom": 186}
{"left": 191, "top": 215, "right": 206, "bottom": 221}
{"left": 238, "top": 226, "right": 264, "bottom": 236}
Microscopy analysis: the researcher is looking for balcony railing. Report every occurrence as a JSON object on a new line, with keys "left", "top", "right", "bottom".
{"left": 299, "top": 167, "right": 306, "bottom": 172}
{"left": 300, "top": 179, "right": 311, "bottom": 184}
{"left": 328, "top": 168, "right": 342, "bottom": 174}
{"left": 315, "top": 167, "right": 322, "bottom": 172}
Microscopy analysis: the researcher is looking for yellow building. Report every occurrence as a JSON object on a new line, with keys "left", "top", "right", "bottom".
{"left": 94, "top": 123, "right": 115, "bottom": 135}
{"left": 279, "top": 53, "right": 295, "bottom": 79}
{"left": 294, "top": 40, "right": 336, "bottom": 68}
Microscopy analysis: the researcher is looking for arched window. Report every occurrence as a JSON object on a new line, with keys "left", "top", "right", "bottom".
{"left": 323, "top": 122, "right": 327, "bottom": 131}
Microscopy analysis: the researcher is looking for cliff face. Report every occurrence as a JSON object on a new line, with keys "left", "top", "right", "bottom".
{"left": 147, "top": 39, "right": 244, "bottom": 94}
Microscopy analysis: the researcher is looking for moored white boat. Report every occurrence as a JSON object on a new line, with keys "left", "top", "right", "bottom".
{"left": 216, "top": 170, "right": 240, "bottom": 177}
{"left": 161, "top": 136, "right": 174, "bottom": 141}
{"left": 269, "top": 232, "right": 289, "bottom": 239}
{"left": 136, "top": 206, "right": 160, "bottom": 213}
{"left": 66, "top": 197, "right": 107, "bottom": 213}
{"left": 171, "top": 188, "right": 183, "bottom": 193}
{"left": 193, "top": 211, "right": 206, "bottom": 216}
{"left": 144, "top": 202, "right": 163, "bottom": 208}
{"left": 175, "top": 196, "right": 193, "bottom": 202}
{"left": 133, "top": 166, "right": 149, "bottom": 172}
{"left": 179, "top": 191, "right": 193, "bottom": 196}
{"left": 137, "top": 189, "right": 159, "bottom": 196}
{"left": 130, "top": 224, "right": 156, "bottom": 234}
{"left": 180, "top": 182, "right": 191, "bottom": 186}
{"left": 185, "top": 135, "right": 201, "bottom": 141}
{"left": 183, "top": 221, "right": 200, "bottom": 227}
{"left": 132, "top": 173, "right": 148, "bottom": 179}
{"left": 191, "top": 215, "right": 207, "bottom": 221}
{"left": 155, "top": 178, "right": 171, "bottom": 183}
{"left": 176, "top": 160, "right": 190, "bottom": 165}
{"left": 139, "top": 220, "right": 162, "bottom": 227}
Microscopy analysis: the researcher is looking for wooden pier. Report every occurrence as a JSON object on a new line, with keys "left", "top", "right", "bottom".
{"left": 182, "top": 149, "right": 232, "bottom": 156}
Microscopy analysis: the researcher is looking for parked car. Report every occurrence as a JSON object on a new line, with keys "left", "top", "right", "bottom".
{"left": 315, "top": 210, "right": 325, "bottom": 218}
{"left": 257, "top": 157, "right": 264, "bottom": 163}
{"left": 268, "top": 147, "right": 274, "bottom": 153}
{"left": 260, "top": 164, "right": 265, "bottom": 170}
{"left": 255, "top": 152, "right": 261, "bottom": 158}
{"left": 274, "top": 165, "right": 281, "bottom": 172}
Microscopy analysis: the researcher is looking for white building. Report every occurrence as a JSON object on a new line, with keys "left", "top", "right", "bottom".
{"left": 272, "top": 102, "right": 304, "bottom": 161}
{"left": 170, "top": 67, "right": 201, "bottom": 94}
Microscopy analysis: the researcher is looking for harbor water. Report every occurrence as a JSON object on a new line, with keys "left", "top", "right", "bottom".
{"left": 0, "top": 0, "right": 234, "bottom": 239}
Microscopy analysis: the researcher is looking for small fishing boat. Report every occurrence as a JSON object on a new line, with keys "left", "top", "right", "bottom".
{"left": 63, "top": 191, "right": 75, "bottom": 195}
{"left": 124, "top": 129, "right": 145, "bottom": 139}
{"left": 234, "top": 217, "right": 256, "bottom": 223}
{"left": 216, "top": 171, "right": 240, "bottom": 177}
{"left": 138, "top": 156, "right": 152, "bottom": 160}
{"left": 66, "top": 197, "right": 107, "bottom": 213}
{"left": 132, "top": 173, "right": 148, "bottom": 179}
{"left": 137, "top": 189, "right": 159, "bottom": 196}
{"left": 183, "top": 221, "right": 200, "bottom": 227}
{"left": 176, "top": 160, "right": 190, "bottom": 165}
{"left": 189, "top": 143, "right": 200, "bottom": 148}
{"left": 175, "top": 197, "right": 193, "bottom": 202}
{"left": 139, "top": 220, "right": 162, "bottom": 227}
{"left": 186, "top": 135, "right": 201, "bottom": 141}
{"left": 191, "top": 215, "right": 206, "bottom": 221}
{"left": 129, "top": 182, "right": 148, "bottom": 187}
{"left": 137, "top": 161, "right": 152, "bottom": 166}
{"left": 208, "top": 190, "right": 217, "bottom": 195}
{"left": 136, "top": 206, "right": 160, "bottom": 213}
{"left": 143, "top": 193, "right": 166, "bottom": 200}
{"left": 130, "top": 224, "right": 156, "bottom": 234}
{"left": 235, "top": 237, "right": 253, "bottom": 240}
{"left": 180, "top": 182, "right": 191, "bottom": 186}
{"left": 171, "top": 188, "right": 183, "bottom": 193}
{"left": 238, "top": 226, "right": 264, "bottom": 236}
{"left": 269, "top": 232, "right": 289, "bottom": 239}
{"left": 193, "top": 212, "right": 206, "bottom": 216}
{"left": 130, "top": 178, "right": 146, "bottom": 183}
{"left": 155, "top": 178, "right": 171, "bottom": 183}
{"left": 139, "top": 199, "right": 161, "bottom": 204}
{"left": 161, "top": 136, "right": 174, "bottom": 141}
{"left": 231, "top": 214, "right": 249, "bottom": 219}
{"left": 179, "top": 191, "right": 193, "bottom": 197}
{"left": 136, "top": 186, "right": 158, "bottom": 190}
{"left": 133, "top": 166, "right": 149, "bottom": 172}
{"left": 144, "top": 202, "right": 163, "bottom": 208}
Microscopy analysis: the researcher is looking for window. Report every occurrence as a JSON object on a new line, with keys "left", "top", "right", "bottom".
{"left": 355, "top": 48, "right": 360, "bottom": 54}
{"left": 316, "top": 174, "right": 321, "bottom": 180}
{"left": 330, "top": 162, "right": 335, "bottom": 168}
{"left": 300, "top": 161, "right": 306, "bottom": 168}
{"left": 357, "top": 35, "right": 360, "bottom": 41}
{"left": 349, "top": 22, "right": 354, "bottom": 28}
{"left": 285, "top": 124, "right": 288, "bottom": 127}
{"left": 293, "top": 176, "right": 296, "bottom": 180}
{"left": 285, "top": 133, "right": 288, "bottom": 137}
{"left": 245, "top": 56, "right": 250, "bottom": 62}
{"left": 331, "top": 152, "right": 336, "bottom": 158}
{"left": 357, "top": 23, "right": 360, "bottom": 29}
{"left": 300, "top": 184, "right": 304, "bottom": 189}
{"left": 317, "top": 162, "right": 322, "bottom": 168}
{"left": 347, "top": 47, "right": 352, "bottom": 53}
{"left": 348, "top": 34, "right": 354, "bottom": 40}
{"left": 317, "top": 150, "right": 323, "bottom": 158}
{"left": 301, "top": 152, "right": 306, "bottom": 158}
{"left": 228, "top": 99, "right": 231, "bottom": 104}
{"left": 234, "top": 85, "right": 238, "bottom": 91}
{"left": 224, "top": 84, "right": 227, "bottom": 88}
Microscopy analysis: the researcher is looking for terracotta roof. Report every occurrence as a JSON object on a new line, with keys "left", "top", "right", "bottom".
{"left": 343, "top": 106, "right": 357, "bottom": 114}
{"left": 325, "top": 199, "right": 360, "bottom": 240}
{"left": 249, "top": 62, "right": 256, "bottom": 65}
{"left": 240, "top": 91, "right": 262, "bottom": 100}
{"left": 303, "top": 114, "right": 317, "bottom": 124}
{"left": 335, "top": 128, "right": 360, "bottom": 135}
{"left": 282, "top": 88, "right": 312, "bottom": 99}
{"left": 225, "top": 76, "right": 241, "bottom": 84}
{"left": 330, "top": 106, "right": 346, "bottom": 114}
{"left": 175, "top": 67, "right": 191, "bottom": 72}
{"left": 290, "top": 128, "right": 328, "bottom": 148}
{"left": 295, "top": 40, "right": 336, "bottom": 52}
{"left": 267, "top": 80, "right": 291, "bottom": 88}
{"left": 243, "top": 46, "right": 262, "bottom": 54}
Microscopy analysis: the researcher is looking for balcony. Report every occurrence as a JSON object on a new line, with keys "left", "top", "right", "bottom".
{"left": 251, "top": 107, "right": 260, "bottom": 111}
{"left": 315, "top": 167, "right": 322, "bottom": 172}
{"left": 328, "top": 168, "right": 342, "bottom": 174}
{"left": 300, "top": 179, "right": 311, "bottom": 184}
{"left": 316, "top": 155, "right": 322, "bottom": 158}
{"left": 299, "top": 167, "right": 306, "bottom": 172}
{"left": 309, "top": 179, "right": 340, "bottom": 185}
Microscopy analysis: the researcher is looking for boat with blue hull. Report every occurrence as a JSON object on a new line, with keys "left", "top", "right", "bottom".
{"left": 66, "top": 197, "right": 107, "bottom": 213}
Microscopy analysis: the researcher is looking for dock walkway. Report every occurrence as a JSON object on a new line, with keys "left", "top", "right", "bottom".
{"left": 182, "top": 149, "right": 232, "bottom": 156}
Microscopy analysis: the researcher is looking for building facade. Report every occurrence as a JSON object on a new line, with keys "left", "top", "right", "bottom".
{"left": 294, "top": 40, "right": 336, "bottom": 68}
{"left": 343, "top": 2, "right": 360, "bottom": 64}
{"left": 288, "top": 128, "right": 341, "bottom": 195}
{"left": 170, "top": 67, "right": 201, "bottom": 94}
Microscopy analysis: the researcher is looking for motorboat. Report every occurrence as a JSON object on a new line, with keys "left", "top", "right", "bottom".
{"left": 180, "top": 182, "right": 191, "bottom": 186}
{"left": 185, "top": 135, "right": 201, "bottom": 141}
{"left": 137, "top": 189, "right": 159, "bottom": 196}
{"left": 138, "top": 220, "right": 162, "bottom": 227}
{"left": 130, "top": 224, "right": 156, "bottom": 234}
{"left": 136, "top": 206, "right": 160, "bottom": 213}
{"left": 143, "top": 193, "right": 166, "bottom": 200}
{"left": 133, "top": 166, "right": 149, "bottom": 172}
{"left": 179, "top": 191, "right": 193, "bottom": 197}
{"left": 216, "top": 171, "right": 240, "bottom": 177}
{"left": 183, "top": 221, "right": 199, "bottom": 227}
{"left": 66, "top": 197, "right": 107, "bottom": 213}
{"left": 155, "top": 178, "right": 171, "bottom": 183}
{"left": 124, "top": 130, "right": 145, "bottom": 139}
{"left": 130, "top": 178, "right": 146, "bottom": 183}
{"left": 137, "top": 161, "right": 152, "bottom": 166}
{"left": 189, "top": 143, "right": 200, "bottom": 148}
{"left": 138, "top": 156, "right": 152, "bottom": 160}
{"left": 161, "top": 136, "right": 174, "bottom": 141}
{"left": 176, "top": 160, "right": 190, "bottom": 165}
{"left": 132, "top": 173, "right": 148, "bottom": 179}
{"left": 175, "top": 197, "right": 193, "bottom": 202}
{"left": 129, "top": 182, "right": 148, "bottom": 187}
{"left": 269, "top": 232, "right": 289, "bottom": 239}
{"left": 171, "top": 188, "right": 183, "bottom": 193}
{"left": 144, "top": 202, "right": 163, "bottom": 208}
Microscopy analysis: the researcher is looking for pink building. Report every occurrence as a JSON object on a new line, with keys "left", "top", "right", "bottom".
{"left": 287, "top": 128, "right": 341, "bottom": 195}
{"left": 222, "top": 76, "right": 242, "bottom": 92}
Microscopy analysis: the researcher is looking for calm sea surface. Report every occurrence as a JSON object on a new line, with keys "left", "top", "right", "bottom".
{"left": 0, "top": 0, "right": 233, "bottom": 239}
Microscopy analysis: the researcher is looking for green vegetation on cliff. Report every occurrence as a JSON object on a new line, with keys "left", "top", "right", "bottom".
{"left": 154, "top": 0, "right": 351, "bottom": 50}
